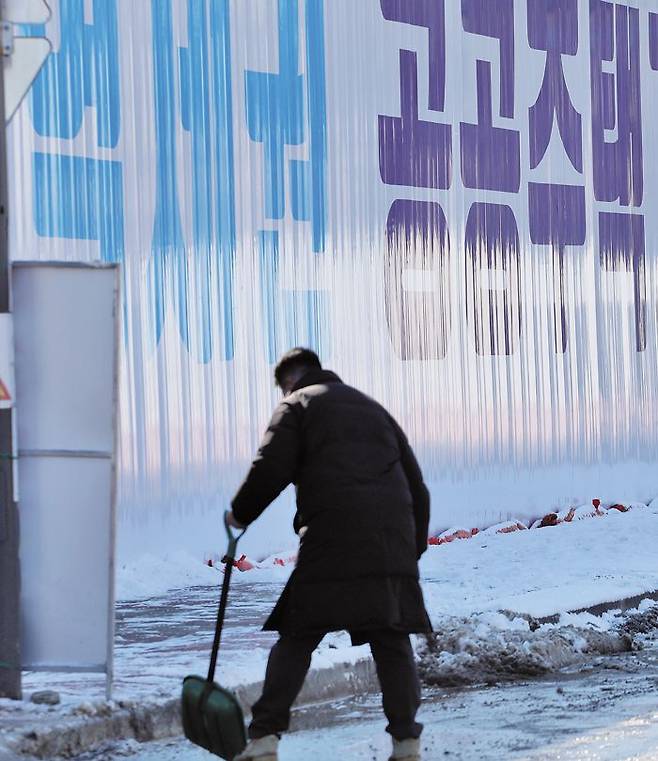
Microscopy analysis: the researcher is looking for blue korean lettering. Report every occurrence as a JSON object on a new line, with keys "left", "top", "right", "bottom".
{"left": 150, "top": 0, "right": 236, "bottom": 363}
{"left": 245, "top": 0, "right": 327, "bottom": 253}
{"left": 27, "top": 0, "right": 120, "bottom": 148}
{"left": 33, "top": 153, "right": 124, "bottom": 264}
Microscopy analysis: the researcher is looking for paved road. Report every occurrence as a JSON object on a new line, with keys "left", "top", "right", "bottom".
{"left": 78, "top": 634, "right": 658, "bottom": 761}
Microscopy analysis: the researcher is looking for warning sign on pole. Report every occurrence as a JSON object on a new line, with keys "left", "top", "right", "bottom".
{"left": 2, "top": 0, "right": 51, "bottom": 24}
{"left": 0, "top": 312, "right": 13, "bottom": 408}
{"left": 2, "top": 0, "right": 51, "bottom": 124}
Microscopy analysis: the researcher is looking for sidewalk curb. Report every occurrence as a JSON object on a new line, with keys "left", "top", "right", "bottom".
{"left": 1, "top": 659, "right": 378, "bottom": 759}
{"left": 529, "top": 589, "right": 658, "bottom": 626}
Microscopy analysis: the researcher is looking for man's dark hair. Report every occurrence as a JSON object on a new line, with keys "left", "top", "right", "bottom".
{"left": 274, "top": 347, "right": 322, "bottom": 389}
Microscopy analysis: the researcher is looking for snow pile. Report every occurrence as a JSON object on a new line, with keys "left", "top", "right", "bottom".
{"left": 190, "top": 497, "right": 656, "bottom": 576}
{"left": 116, "top": 551, "right": 220, "bottom": 601}
{"left": 481, "top": 519, "right": 528, "bottom": 535}
{"left": 417, "top": 603, "right": 658, "bottom": 687}
{"left": 421, "top": 506, "right": 658, "bottom": 620}
{"left": 429, "top": 527, "right": 479, "bottom": 545}
{"left": 617, "top": 598, "right": 658, "bottom": 644}
{"left": 114, "top": 496, "right": 658, "bottom": 598}
{"left": 116, "top": 549, "right": 296, "bottom": 600}
{"left": 431, "top": 498, "right": 652, "bottom": 544}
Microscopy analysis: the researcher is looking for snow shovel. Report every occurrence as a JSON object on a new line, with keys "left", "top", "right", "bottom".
{"left": 182, "top": 511, "right": 247, "bottom": 760}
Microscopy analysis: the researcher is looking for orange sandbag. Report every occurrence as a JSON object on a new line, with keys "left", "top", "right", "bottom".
{"left": 233, "top": 554, "right": 255, "bottom": 572}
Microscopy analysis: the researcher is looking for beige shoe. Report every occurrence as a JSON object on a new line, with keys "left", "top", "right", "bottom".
{"left": 234, "top": 734, "right": 279, "bottom": 761}
{"left": 389, "top": 737, "right": 421, "bottom": 761}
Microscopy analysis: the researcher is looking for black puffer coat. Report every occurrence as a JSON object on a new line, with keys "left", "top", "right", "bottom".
{"left": 231, "top": 369, "right": 431, "bottom": 639}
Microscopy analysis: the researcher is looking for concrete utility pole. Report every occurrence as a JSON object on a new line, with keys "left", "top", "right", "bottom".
{"left": 0, "top": 0, "right": 51, "bottom": 699}
{"left": 0, "top": 39, "right": 20, "bottom": 701}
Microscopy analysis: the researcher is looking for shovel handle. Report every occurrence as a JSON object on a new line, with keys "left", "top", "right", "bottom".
{"left": 223, "top": 510, "right": 245, "bottom": 562}
{"left": 207, "top": 512, "right": 246, "bottom": 684}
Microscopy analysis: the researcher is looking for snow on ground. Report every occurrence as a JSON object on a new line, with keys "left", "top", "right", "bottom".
{"left": 419, "top": 505, "right": 658, "bottom": 619}
{"left": 8, "top": 505, "right": 658, "bottom": 738}
{"left": 116, "top": 551, "right": 292, "bottom": 602}
{"left": 116, "top": 551, "right": 220, "bottom": 601}
{"left": 417, "top": 602, "right": 658, "bottom": 687}
{"left": 118, "top": 501, "right": 658, "bottom": 621}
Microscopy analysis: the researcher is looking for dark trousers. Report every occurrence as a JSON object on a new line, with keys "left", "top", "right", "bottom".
{"left": 249, "top": 631, "right": 422, "bottom": 741}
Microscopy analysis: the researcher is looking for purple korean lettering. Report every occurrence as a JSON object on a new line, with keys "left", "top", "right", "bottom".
{"left": 465, "top": 203, "right": 521, "bottom": 356}
{"left": 526, "top": 4, "right": 587, "bottom": 355}
{"left": 529, "top": 183, "right": 586, "bottom": 353}
{"left": 589, "top": 1, "right": 643, "bottom": 207}
{"left": 599, "top": 213, "right": 646, "bottom": 352}
{"left": 527, "top": 0, "right": 583, "bottom": 172}
{"left": 460, "top": 0, "right": 520, "bottom": 192}
{"left": 378, "top": 0, "right": 451, "bottom": 189}
{"left": 384, "top": 200, "right": 451, "bottom": 360}
{"left": 381, "top": 0, "right": 446, "bottom": 110}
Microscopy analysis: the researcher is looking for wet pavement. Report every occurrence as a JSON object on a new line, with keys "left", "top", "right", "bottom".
{"left": 115, "top": 581, "right": 283, "bottom": 676}
{"left": 22, "top": 582, "right": 286, "bottom": 701}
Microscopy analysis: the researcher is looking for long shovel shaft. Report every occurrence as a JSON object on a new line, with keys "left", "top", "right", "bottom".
{"left": 207, "top": 559, "right": 233, "bottom": 683}
{"left": 207, "top": 511, "right": 245, "bottom": 684}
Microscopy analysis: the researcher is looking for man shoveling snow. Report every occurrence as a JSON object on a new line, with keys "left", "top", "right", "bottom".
{"left": 227, "top": 348, "right": 431, "bottom": 761}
